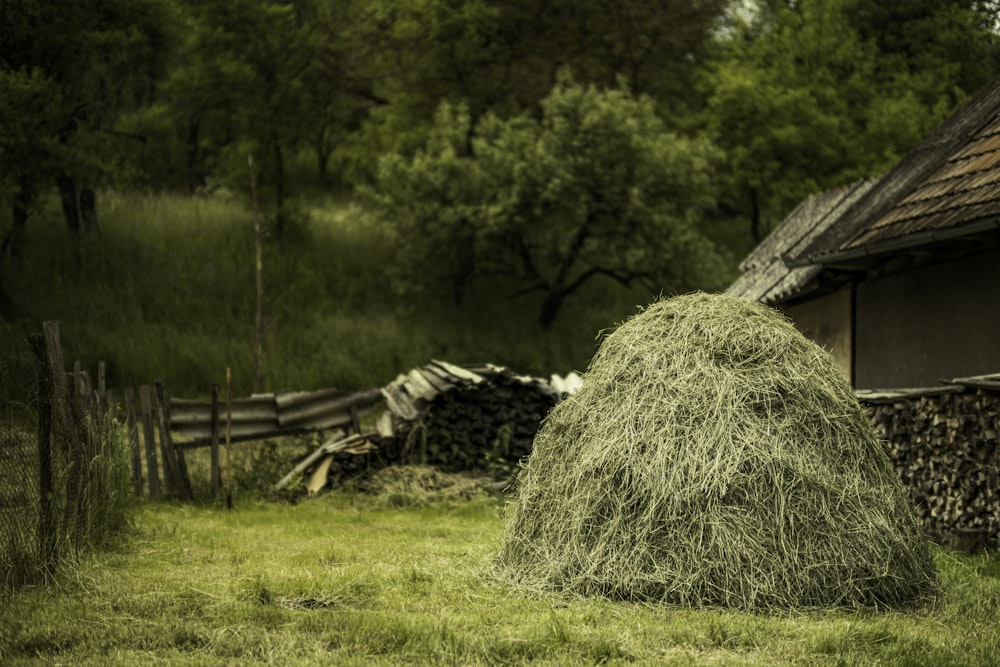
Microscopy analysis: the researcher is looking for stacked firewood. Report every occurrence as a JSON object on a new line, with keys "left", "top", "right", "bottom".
{"left": 284, "top": 361, "right": 561, "bottom": 493}
{"left": 862, "top": 387, "right": 999, "bottom": 546}
{"left": 384, "top": 361, "right": 560, "bottom": 475}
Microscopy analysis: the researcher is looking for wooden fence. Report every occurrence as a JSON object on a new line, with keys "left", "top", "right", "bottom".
{"left": 29, "top": 322, "right": 383, "bottom": 502}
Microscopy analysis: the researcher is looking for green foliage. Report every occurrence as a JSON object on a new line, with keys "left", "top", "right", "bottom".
{"left": 0, "top": 0, "right": 173, "bottom": 225}
{"left": 371, "top": 75, "right": 728, "bottom": 328}
{"left": 706, "top": 0, "right": 1000, "bottom": 242}
{"left": 0, "top": 191, "right": 647, "bottom": 397}
{"left": 147, "top": 0, "right": 377, "bottom": 225}
{"left": 353, "top": 0, "right": 728, "bottom": 164}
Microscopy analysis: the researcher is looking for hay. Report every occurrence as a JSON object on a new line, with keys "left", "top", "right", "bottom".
{"left": 360, "top": 465, "right": 489, "bottom": 506}
{"left": 497, "top": 293, "right": 938, "bottom": 611}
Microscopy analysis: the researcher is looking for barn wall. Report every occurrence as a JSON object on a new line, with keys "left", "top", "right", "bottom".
{"left": 855, "top": 247, "right": 1000, "bottom": 389}
{"left": 783, "top": 289, "right": 853, "bottom": 383}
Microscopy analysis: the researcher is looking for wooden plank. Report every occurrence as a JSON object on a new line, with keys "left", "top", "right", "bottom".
{"left": 28, "top": 334, "right": 56, "bottom": 568}
{"left": 97, "top": 361, "right": 106, "bottom": 402}
{"left": 273, "top": 433, "right": 366, "bottom": 491}
{"left": 138, "top": 385, "right": 160, "bottom": 499}
{"left": 305, "top": 454, "right": 335, "bottom": 494}
{"left": 155, "top": 379, "right": 192, "bottom": 500}
{"left": 124, "top": 387, "right": 143, "bottom": 497}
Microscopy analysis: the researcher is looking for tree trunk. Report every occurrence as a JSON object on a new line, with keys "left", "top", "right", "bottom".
{"left": 539, "top": 289, "right": 565, "bottom": 330}
{"left": 79, "top": 187, "right": 98, "bottom": 234}
{"left": 314, "top": 126, "right": 334, "bottom": 186}
{"left": 57, "top": 175, "right": 98, "bottom": 236}
{"left": 750, "top": 187, "right": 762, "bottom": 245}
{"left": 5, "top": 188, "right": 29, "bottom": 261}
{"left": 273, "top": 142, "right": 286, "bottom": 237}
{"left": 186, "top": 119, "right": 202, "bottom": 193}
{"left": 57, "top": 174, "right": 81, "bottom": 235}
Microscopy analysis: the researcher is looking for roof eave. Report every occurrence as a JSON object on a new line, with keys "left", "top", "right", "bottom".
{"left": 785, "top": 216, "right": 1000, "bottom": 269}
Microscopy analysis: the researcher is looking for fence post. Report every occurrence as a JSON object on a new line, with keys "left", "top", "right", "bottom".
{"left": 28, "top": 334, "right": 56, "bottom": 571}
{"left": 43, "top": 322, "right": 84, "bottom": 548}
{"left": 138, "top": 386, "right": 161, "bottom": 499}
{"left": 124, "top": 388, "right": 143, "bottom": 497}
{"left": 155, "top": 379, "right": 192, "bottom": 500}
{"left": 210, "top": 384, "right": 221, "bottom": 499}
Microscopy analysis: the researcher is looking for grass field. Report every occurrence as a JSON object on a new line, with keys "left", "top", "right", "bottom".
{"left": 0, "top": 190, "right": 659, "bottom": 400}
{"left": 1, "top": 488, "right": 998, "bottom": 666}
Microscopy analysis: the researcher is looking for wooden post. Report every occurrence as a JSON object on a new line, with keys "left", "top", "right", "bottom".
{"left": 155, "top": 379, "right": 192, "bottom": 500}
{"left": 44, "top": 322, "right": 84, "bottom": 544}
{"left": 29, "top": 334, "right": 56, "bottom": 569}
{"left": 138, "top": 385, "right": 160, "bottom": 499}
{"left": 249, "top": 155, "right": 265, "bottom": 394}
{"left": 124, "top": 388, "right": 143, "bottom": 497}
{"left": 210, "top": 384, "right": 221, "bottom": 499}
{"left": 226, "top": 368, "right": 233, "bottom": 510}
{"left": 42, "top": 323, "right": 71, "bottom": 436}
{"left": 96, "top": 361, "right": 106, "bottom": 397}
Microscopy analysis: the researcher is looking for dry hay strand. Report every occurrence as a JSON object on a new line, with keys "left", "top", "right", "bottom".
{"left": 496, "top": 293, "right": 938, "bottom": 611}
{"left": 360, "top": 465, "right": 488, "bottom": 506}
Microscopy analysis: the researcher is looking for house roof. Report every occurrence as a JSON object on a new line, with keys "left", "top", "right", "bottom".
{"left": 790, "top": 75, "right": 1000, "bottom": 267}
{"left": 726, "top": 179, "right": 876, "bottom": 304}
{"left": 843, "top": 113, "right": 1000, "bottom": 250}
{"left": 731, "top": 74, "right": 1000, "bottom": 304}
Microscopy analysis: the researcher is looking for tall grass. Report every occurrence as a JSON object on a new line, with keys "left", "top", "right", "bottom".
{"left": 1, "top": 190, "right": 656, "bottom": 397}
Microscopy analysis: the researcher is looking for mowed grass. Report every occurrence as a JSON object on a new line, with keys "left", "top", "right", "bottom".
{"left": 1, "top": 492, "right": 999, "bottom": 666}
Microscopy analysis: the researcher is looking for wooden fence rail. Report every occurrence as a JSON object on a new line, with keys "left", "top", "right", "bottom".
{"left": 106, "top": 381, "right": 383, "bottom": 501}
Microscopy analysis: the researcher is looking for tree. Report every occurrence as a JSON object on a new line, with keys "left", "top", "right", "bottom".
{"left": 157, "top": 0, "right": 381, "bottom": 231}
{"left": 704, "top": 0, "right": 1000, "bottom": 244}
{"left": 352, "top": 0, "right": 729, "bottom": 172}
{"left": 371, "top": 75, "right": 727, "bottom": 329}
{"left": 0, "top": 0, "right": 172, "bottom": 241}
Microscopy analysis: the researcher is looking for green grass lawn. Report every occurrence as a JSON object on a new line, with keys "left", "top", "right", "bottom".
{"left": 1, "top": 489, "right": 998, "bottom": 666}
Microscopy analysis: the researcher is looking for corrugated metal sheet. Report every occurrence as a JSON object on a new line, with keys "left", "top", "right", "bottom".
{"left": 380, "top": 360, "right": 556, "bottom": 425}
{"left": 169, "top": 387, "right": 381, "bottom": 446}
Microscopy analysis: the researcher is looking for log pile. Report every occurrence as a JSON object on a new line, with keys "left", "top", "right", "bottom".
{"left": 285, "top": 361, "right": 561, "bottom": 493}
{"left": 859, "top": 376, "right": 1000, "bottom": 549}
{"left": 382, "top": 361, "right": 560, "bottom": 475}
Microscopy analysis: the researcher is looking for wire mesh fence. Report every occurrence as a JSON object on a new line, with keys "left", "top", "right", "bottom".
{"left": 1, "top": 324, "right": 132, "bottom": 593}
{"left": 0, "top": 342, "right": 41, "bottom": 590}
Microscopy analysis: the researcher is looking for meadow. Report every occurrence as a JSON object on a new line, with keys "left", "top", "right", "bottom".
{"left": 0, "top": 483, "right": 998, "bottom": 666}
{"left": 0, "top": 189, "right": 660, "bottom": 400}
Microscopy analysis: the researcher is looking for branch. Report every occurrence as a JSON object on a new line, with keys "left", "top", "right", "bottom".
{"left": 99, "top": 128, "right": 148, "bottom": 144}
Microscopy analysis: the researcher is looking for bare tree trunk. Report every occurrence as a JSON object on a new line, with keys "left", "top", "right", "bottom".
{"left": 538, "top": 289, "right": 565, "bottom": 330}
{"left": 750, "top": 187, "right": 762, "bottom": 245}
{"left": 57, "top": 174, "right": 81, "bottom": 236}
{"left": 272, "top": 142, "right": 286, "bottom": 237}
{"left": 249, "top": 155, "right": 265, "bottom": 394}
{"left": 5, "top": 188, "right": 29, "bottom": 261}
{"left": 57, "top": 174, "right": 98, "bottom": 236}
{"left": 185, "top": 119, "right": 202, "bottom": 193}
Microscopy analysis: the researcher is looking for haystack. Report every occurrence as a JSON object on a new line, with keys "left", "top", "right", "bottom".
{"left": 497, "top": 293, "right": 937, "bottom": 611}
